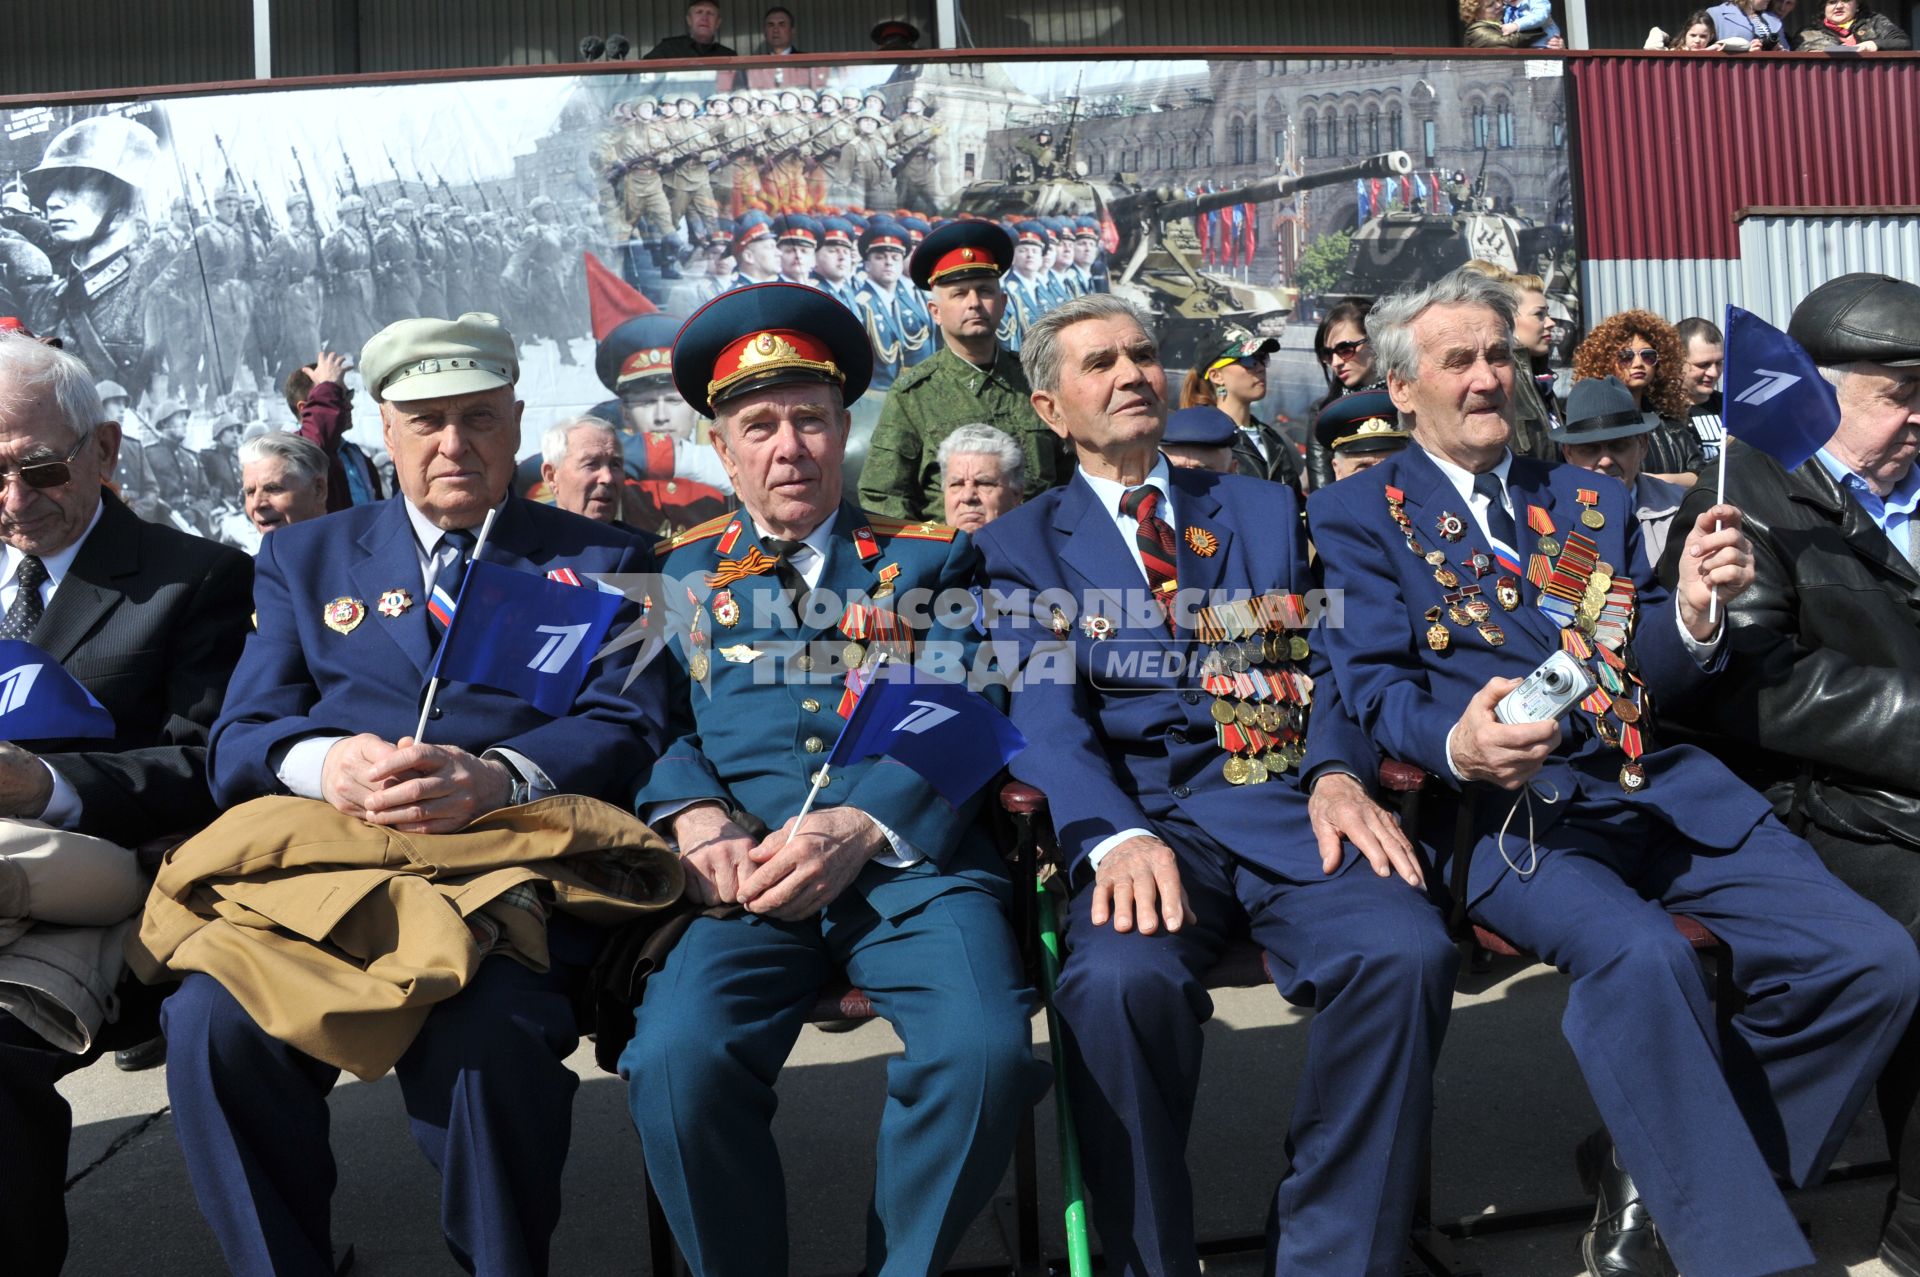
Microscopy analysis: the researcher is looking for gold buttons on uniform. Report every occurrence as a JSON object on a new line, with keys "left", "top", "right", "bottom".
{"left": 801, "top": 698, "right": 821, "bottom": 712}
{"left": 804, "top": 736, "right": 825, "bottom": 753}
{"left": 810, "top": 767, "right": 832, "bottom": 787}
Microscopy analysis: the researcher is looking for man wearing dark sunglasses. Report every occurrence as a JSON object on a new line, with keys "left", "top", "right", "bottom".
{"left": 0, "top": 332, "right": 253, "bottom": 1277}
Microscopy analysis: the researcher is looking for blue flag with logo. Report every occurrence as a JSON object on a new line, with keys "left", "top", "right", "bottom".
{"left": 0, "top": 640, "right": 114, "bottom": 740}
{"left": 430, "top": 560, "right": 623, "bottom": 716}
{"left": 826, "top": 665, "right": 1027, "bottom": 807}
{"left": 1722, "top": 305, "right": 1842, "bottom": 471}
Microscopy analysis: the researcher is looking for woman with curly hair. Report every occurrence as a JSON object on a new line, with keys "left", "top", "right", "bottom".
{"left": 1572, "top": 310, "right": 1706, "bottom": 485}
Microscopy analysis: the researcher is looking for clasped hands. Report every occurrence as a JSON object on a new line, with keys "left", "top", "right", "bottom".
{"left": 1088, "top": 772, "right": 1422, "bottom": 937}
{"left": 673, "top": 801, "right": 883, "bottom": 919}
{"left": 321, "top": 733, "right": 513, "bottom": 834}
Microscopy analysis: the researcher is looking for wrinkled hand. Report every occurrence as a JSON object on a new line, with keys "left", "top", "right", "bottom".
{"left": 328, "top": 735, "right": 512, "bottom": 833}
{"left": 672, "top": 802, "right": 760, "bottom": 905}
{"left": 738, "top": 807, "right": 884, "bottom": 920}
{"left": 1090, "top": 835, "right": 1190, "bottom": 935}
{"left": 1675, "top": 503, "right": 1755, "bottom": 640}
{"left": 0, "top": 743, "right": 53, "bottom": 819}
{"left": 1450, "top": 677, "right": 1562, "bottom": 790}
{"left": 1309, "top": 772, "right": 1423, "bottom": 886}
{"left": 308, "top": 350, "right": 348, "bottom": 386}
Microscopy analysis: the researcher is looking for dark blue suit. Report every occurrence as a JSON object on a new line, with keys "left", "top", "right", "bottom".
{"left": 1309, "top": 446, "right": 1920, "bottom": 1277}
{"left": 976, "top": 465, "right": 1457, "bottom": 1277}
{"left": 621, "top": 507, "right": 1048, "bottom": 1277}
{"left": 163, "top": 495, "right": 667, "bottom": 1277}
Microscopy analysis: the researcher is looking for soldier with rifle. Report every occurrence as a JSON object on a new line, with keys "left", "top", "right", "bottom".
{"left": 414, "top": 202, "right": 450, "bottom": 318}
{"left": 662, "top": 97, "right": 721, "bottom": 249}
{"left": 437, "top": 179, "right": 476, "bottom": 315}
{"left": 598, "top": 100, "right": 678, "bottom": 281}
{"left": 266, "top": 189, "right": 325, "bottom": 376}
{"left": 888, "top": 92, "right": 943, "bottom": 214}
{"left": 321, "top": 193, "right": 378, "bottom": 354}
{"left": 187, "top": 177, "right": 255, "bottom": 405}
{"left": 372, "top": 196, "right": 422, "bottom": 327}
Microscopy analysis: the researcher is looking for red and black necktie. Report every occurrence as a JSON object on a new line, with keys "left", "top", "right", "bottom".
{"left": 1120, "top": 485, "right": 1178, "bottom": 630}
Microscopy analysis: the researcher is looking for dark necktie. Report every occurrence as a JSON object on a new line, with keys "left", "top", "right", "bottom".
{"left": 1119, "top": 486, "right": 1179, "bottom": 630}
{"left": 0, "top": 555, "right": 45, "bottom": 641}
{"left": 762, "top": 537, "right": 810, "bottom": 616}
{"left": 1471, "top": 471, "right": 1518, "bottom": 553}
{"left": 428, "top": 527, "right": 477, "bottom": 639}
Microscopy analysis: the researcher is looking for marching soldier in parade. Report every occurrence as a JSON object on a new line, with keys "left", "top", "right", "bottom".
{"left": 664, "top": 97, "right": 722, "bottom": 249}
{"left": 888, "top": 93, "right": 943, "bottom": 215}
{"left": 371, "top": 195, "right": 422, "bottom": 328}
{"left": 193, "top": 181, "right": 257, "bottom": 405}
{"left": 599, "top": 100, "right": 677, "bottom": 280}
{"left": 320, "top": 193, "right": 378, "bottom": 356}
{"left": 504, "top": 194, "right": 579, "bottom": 365}
{"left": 850, "top": 109, "right": 895, "bottom": 211}
{"left": 861, "top": 219, "right": 1059, "bottom": 520}
{"left": 852, "top": 219, "right": 933, "bottom": 393}
{"left": 413, "top": 202, "right": 450, "bottom": 319}
{"left": 265, "top": 192, "right": 324, "bottom": 376}
{"left": 440, "top": 199, "right": 475, "bottom": 315}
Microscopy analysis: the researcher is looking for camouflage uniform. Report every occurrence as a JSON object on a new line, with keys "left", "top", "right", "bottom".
{"left": 858, "top": 345, "right": 1059, "bottom": 520}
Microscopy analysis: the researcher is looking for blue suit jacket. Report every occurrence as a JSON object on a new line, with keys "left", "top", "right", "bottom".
{"left": 211, "top": 495, "right": 666, "bottom": 808}
{"left": 634, "top": 505, "right": 1005, "bottom": 920}
{"left": 975, "top": 465, "right": 1378, "bottom": 887}
{"left": 1306, "top": 446, "right": 1771, "bottom": 894}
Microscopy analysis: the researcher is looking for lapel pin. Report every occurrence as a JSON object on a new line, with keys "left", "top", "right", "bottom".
{"left": 1184, "top": 526, "right": 1218, "bottom": 557}
{"left": 324, "top": 597, "right": 365, "bottom": 635}
{"left": 377, "top": 588, "right": 412, "bottom": 618}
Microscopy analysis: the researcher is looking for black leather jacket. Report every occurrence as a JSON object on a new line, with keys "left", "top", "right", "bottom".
{"left": 1657, "top": 439, "right": 1920, "bottom": 850}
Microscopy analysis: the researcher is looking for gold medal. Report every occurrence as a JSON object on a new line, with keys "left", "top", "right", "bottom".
{"left": 1234, "top": 701, "right": 1257, "bottom": 726}
{"left": 1434, "top": 566, "right": 1460, "bottom": 589}
{"left": 1582, "top": 508, "right": 1605, "bottom": 529}
{"left": 1211, "top": 698, "right": 1237, "bottom": 725}
{"left": 689, "top": 651, "right": 710, "bottom": 681}
{"left": 323, "top": 597, "right": 365, "bottom": 634}
{"left": 1427, "top": 623, "right": 1451, "bottom": 651}
{"left": 1477, "top": 621, "right": 1506, "bottom": 646}
{"left": 1611, "top": 694, "right": 1641, "bottom": 724}
{"left": 1288, "top": 635, "right": 1310, "bottom": 662}
{"left": 1258, "top": 703, "right": 1282, "bottom": 733}
{"left": 1223, "top": 756, "right": 1251, "bottom": 785}
{"left": 1537, "top": 536, "right": 1561, "bottom": 557}
{"left": 1245, "top": 756, "right": 1270, "bottom": 783}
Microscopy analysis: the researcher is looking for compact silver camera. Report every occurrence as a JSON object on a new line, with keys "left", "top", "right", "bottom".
{"left": 1495, "top": 650, "right": 1597, "bottom": 725}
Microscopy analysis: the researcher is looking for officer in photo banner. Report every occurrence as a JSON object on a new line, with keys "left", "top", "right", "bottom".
{"left": 0, "top": 334, "right": 253, "bottom": 1277}
{"left": 1307, "top": 268, "right": 1918, "bottom": 1277}
{"left": 974, "top": 293, "right": 1453, "bottom": 1275}
{"left": 861, "top": 219, "right": 1059, "bottom": 522}
{"left": 146, "top": 311, "right": 673, "bottom": 1277}
{"left": 622, "top": 282, "right": 1049, "bottom": 1277}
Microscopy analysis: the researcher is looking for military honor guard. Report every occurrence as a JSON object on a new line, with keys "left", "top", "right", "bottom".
{"left": 1314, "top": 387, "right": 1409, "bottom": 483}
{"left": 810, "top": 215, "right": 864, "bottom": 312}
{"left": 1001, "top": 221, "right": 1052, "bottom": 354}
{"left": 860, "top": 219, "right": 1061, "bottom": 521}
{"left": 621, "top": 283, "right": 1048, "bottom": 1277}
{"left": 156, "top": 312, "right": 671, "bottom": 1277}
{"left": 852, "top": 219, "right": 934, "bottom": 393}
{"left": 1307, "top": 269, "right": 1919, "bottom": 1277}
{"left": 975, "top": 293, "right": 1456, "bottom": 1276}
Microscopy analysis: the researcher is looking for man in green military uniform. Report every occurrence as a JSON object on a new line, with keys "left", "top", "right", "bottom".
{"left": 859, "top": 220, "right": 1061, "bottom": 520}
{"left": 1012, "top": 127, "right": 1059, "bottom": 180}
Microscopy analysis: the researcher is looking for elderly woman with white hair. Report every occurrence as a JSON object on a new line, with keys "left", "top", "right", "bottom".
{"left": 238, "top": 430, "right": 330, "bottom": 543}
{"left": 936, "top": 423, "right": 1025, "bottom": 532}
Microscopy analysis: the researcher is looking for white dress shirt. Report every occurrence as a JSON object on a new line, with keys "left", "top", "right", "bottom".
{"left": 1, "top": 502, "right": 105, "bottom": 829}
{"left": 271, "top": 499, "right": 554, "bottom": 800}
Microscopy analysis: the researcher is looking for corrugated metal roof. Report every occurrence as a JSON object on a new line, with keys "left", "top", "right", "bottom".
{"left": 1572, "top": 55, "right": 1920, "bottom": 261}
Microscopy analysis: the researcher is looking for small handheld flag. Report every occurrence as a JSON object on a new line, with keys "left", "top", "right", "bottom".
{"left": 1722, "top": 305, "right": 1842, "bottom": 473}
{"left": 429, "top": 560, "right": 624, "bottom": 716}
{"left": 0, "top": 640, "right": 115, "bottom": 740}
{"left": 824, "top": 660, "right": 1027, "bottom": 807}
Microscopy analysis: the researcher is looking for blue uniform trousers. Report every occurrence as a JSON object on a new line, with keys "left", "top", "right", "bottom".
{"left": 161, "top": 947, "right": 587, "bottom": 1277}
{"left": 1468, "top": 803, "right": 1920, "bottom": 1277}
{"left": 0, "top": 1012, "right": 96, "bottom": 1277}
{"left": 619, "top": 882, "right": 1048, "bottom": 1277}
{"left": 1053, "top": 814, "right": 1458, "bottom": 1277}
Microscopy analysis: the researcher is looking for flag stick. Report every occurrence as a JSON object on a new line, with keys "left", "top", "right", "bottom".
{"left": 412, "top": 507, "right": 500, "bottom": 744}
{"left": 789, "top": 652, "right": 892, "bottom": 833}
{"left": 1707, "top": 439, "right": 1730, "bottom": 626}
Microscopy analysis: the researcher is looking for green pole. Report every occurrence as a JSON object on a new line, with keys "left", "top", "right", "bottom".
{"left": 1036, "top": 877, "right": 1093, "bottom": 1277}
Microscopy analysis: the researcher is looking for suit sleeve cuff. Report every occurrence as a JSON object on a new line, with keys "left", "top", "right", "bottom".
{"left": 1088, "top": 827, "right": 1153, "bottom": 870}
{"left": 483, "top": 748, "right": 555, "bottom": 799}
{"left": 1676, "top": 606, "right": 1721, "bottom": 664}
{"left": 37, "top": 761, "right": 82, "bottom": 830}
{"left": 863, "top": 809, "right": 924, "bottom": 869}
{"left": 273, "top": 734, "right": 348, "bottom": 800}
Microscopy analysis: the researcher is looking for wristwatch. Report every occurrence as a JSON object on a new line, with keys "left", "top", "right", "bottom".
{"left": 507, "top": 777, "right": 532, "bottom": 807}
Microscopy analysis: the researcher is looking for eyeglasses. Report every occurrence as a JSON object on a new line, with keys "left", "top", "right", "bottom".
{"left": 1615, "top": 347, "right": 1660, "bottom": 367}
{"left": 0, "top": 436, "right": 87, "bottom": 491}
{"left": 1319, "top": 338, "right": 1371, "bottom": 364}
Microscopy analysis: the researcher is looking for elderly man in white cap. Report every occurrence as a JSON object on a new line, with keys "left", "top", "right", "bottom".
{"left": 151, "top": 312, "right": 674, "bottom": 1277}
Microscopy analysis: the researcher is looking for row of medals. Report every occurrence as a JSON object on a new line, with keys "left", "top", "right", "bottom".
{"left": 1195, "top": 594, "right": 1315, "bottom": 787}
{"left": 1384, "top": 489, "right": 1523, "bottom": 651}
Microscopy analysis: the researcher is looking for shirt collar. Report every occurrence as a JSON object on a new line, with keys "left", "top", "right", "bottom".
{"left": 404, "top": 498, "right": 507, "bottom": 556}
{"left": 1421, "top": 445, "right": 1514, "bottom": 505}
{"left": 746, "top": 507, "right": 838, "bottom": 562}
{"left": 1819, "top": 446, "right": 1920, "bottom": 513}
{"left": 4, "top": 498, "right": 104, "bottom": 593}
{"left": 1078, "top": 455, "right": 1173, "bottom": 519}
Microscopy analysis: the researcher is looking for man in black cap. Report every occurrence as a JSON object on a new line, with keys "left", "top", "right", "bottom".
{"left": 860, "top": 219, "right": 1057, "bottom": 520}
{"left": 1659, "top": 271, "right": 1920, "bottom": 1276}
{"left": 1313, "top": 387, "right": 1409, "bottom": 484}
{"left": 622, "top": 282, "right": 1046, "bottom": 1276}
{"left": 1555, "top": 376, "right": 1687, "bottom": 567}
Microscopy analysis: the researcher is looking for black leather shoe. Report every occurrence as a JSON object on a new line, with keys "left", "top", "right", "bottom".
{"left": 112, "top": 1035, "right": 166, "bottom": 1072}
{"left": 1881, "top": 1191, "right": 1920, "bottom": 1277}
{"left": 1574, "top": 1129, "right": 1674, "bottom": 1277}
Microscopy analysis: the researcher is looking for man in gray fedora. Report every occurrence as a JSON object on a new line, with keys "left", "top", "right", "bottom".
{"left": 1554, "top": 375, "right": 1689, "bottom": 565}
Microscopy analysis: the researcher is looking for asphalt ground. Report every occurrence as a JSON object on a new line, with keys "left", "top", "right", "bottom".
{"left": 57, "top": 956, "right": 1901, "bottom": 1275}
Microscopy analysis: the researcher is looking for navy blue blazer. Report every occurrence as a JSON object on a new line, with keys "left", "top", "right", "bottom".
{"left": 975, "top": 464, "right": 1377, "bottom": 886}
{"left": 210, "top": 495, "right": 667, "bottom": 808}
{"left": 633, "top": 505, "right": 1006, "bottom": 921}
{"left": 1306, "top": 446, "right": 1771, "bottom": 877}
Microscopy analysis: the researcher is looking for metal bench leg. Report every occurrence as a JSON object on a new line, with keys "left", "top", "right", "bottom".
{"left": 1036, "top": 876, "right": 1094, "bottom": 1277}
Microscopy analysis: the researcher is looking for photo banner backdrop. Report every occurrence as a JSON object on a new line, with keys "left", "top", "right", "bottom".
{"left": 0, "top": 54, "right": 1575, "bottom": 548}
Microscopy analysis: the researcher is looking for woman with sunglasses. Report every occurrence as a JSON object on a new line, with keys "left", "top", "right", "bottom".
{"left": 1178, "top": 327, "right": 1304, "bottom": 491}
{"left": 1305, "top": 300, "right": 1383, "bottom": 489}
{"left": 1571, "top": 309, "right": 1704, "bottom": 486}
{"left": 1705, "top": 0, "right": 1793, "bottom": 47}
{"left": 1797, "top": 0, "right": 1911, "bottom": 50}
